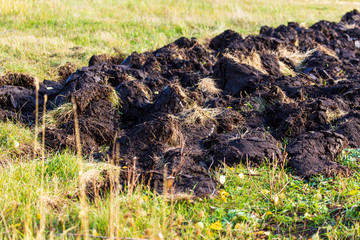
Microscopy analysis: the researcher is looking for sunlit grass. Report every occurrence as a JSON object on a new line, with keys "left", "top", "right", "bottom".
{"left": 0, "top": 149, "right": 359, "bottom": 239}
{"left": 0, "top": 121, "right": 34, "bottom": 161}
{"left": 0, "top": 0, "right": 359, "bottom": 79}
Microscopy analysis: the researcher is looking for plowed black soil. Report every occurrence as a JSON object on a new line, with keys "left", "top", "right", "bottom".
{"left": 2, "top": 10, "right": 360, "bottom": 196}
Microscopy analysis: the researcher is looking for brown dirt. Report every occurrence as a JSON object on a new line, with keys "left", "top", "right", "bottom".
{"left": 58, "top": 62, "right": 76, "bottom": 82}
{"left": 0, "top": 73, "right": 36, "bottom": 88}
{"left": 287, "top": 131, "right": 350, "bottom": 178}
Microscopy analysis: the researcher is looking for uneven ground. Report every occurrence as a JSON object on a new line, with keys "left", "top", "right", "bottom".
{"left": 1, "top": 1, "right": 360, "bottom": 239}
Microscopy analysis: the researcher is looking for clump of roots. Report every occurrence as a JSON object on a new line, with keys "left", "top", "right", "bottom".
{"left": 45, "top": 103, "right": 74, "bottom": 127}
{"left": 197, "top": 77, "right": 222, "bottom": 96}
{"left": 223, "top": 51, "right": 268, "bottom": 74}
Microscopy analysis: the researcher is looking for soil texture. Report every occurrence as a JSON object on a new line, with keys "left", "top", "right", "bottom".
{"left": 2, "top": 10, "right": 360, "bottom": 195}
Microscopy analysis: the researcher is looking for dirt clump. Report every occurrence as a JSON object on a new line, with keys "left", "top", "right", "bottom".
{"left": 209, "top": 29, "right": 243, "bottom": 53}
{"left": 43, "top": 128, "right": 98, "bottom": 153}
{"left": 0, "top": 86, "right": 37, "bottom": 116}
{"left": 58, "top": 62, "right": 76, "bottom": 82}
{"left": 287, "top": 131, "right": 350, "bottom": 178}
{"left": 152, "top": 148, "right": 216, "bottom": 197}
{"left": 265, "top": 97, "right": 348, "bottom": 139}
{"left": 149, "top": 84, "right": 189, "bottom": 114}
{"left": 106, "top": 113, "right": 183, "bottom": 170}
{"left": 89, "top": 53, "right": 126, "bottom": 66}
{"left": 0, "top": 73, "right": 36, "bottom": 88}
{"left": 205, "top": 128, "right": 283, "bottom": 167}
{"left": 335, "top": 111, "right": 360, "bottom": 148}
{"left": 341, "top": 9, "right": 360, "bottom": 25}
{"left": 214, "top": 57, "right": 266, "bottom": 95}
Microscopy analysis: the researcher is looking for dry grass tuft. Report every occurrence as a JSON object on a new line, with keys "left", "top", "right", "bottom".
{"left": 223, "top": 51, "right": 268, "bottom": 74}
{"left": 197, "top": 77, "right": 222, "bottom": 96}
{"left": 316, "top": 45, "right": 338, "bottom": 59}
{"left": 0, "top": 153, "right": 14, "bottom": 167}
{"left": 44, "top": 103, "right": 74, "bottom": 127}
{"left": 80, "top": 163, "right": 121, "bottom": 184}
{"left": 163, "top": 193, "right": 195, "bottom": 202}
{"left": 277, "top": 47, "right": 316, "bottom": 70}
{"left": 278, "top": 59, "right": 297, "bottom": 77}
{"left": 77, "top": 163, "right": 123, "bottom": 204}
{"left": 172, "top": 83, "right": 188, "bottom": 100}
{"left": 166, "top": 116, "right": 184, "bottom": 147}
{"left": 40, "top": 195, "right": 67, "bottom": 211}
{"left": 263, "top": 85, "right": 295, "bottom": 104}
{"left": 109, "top": 89, "right": 122, "bottom": 108}
{"left": 176, "top": 105, "right": 224, "bottom": 127}
{"left": 299, "top": 22, "right": 308, "bottom": 28}
{"left": 80, "top": 168, "right": 103, "bottom": 185}
{"left": 278, "top": 45, "right": 338, "bottom": 73}
{"left": 345, "top": 23, "right": 357, "bottom": 29}
{"left": 326, "top": 108, "right": 347, "bottom": 123}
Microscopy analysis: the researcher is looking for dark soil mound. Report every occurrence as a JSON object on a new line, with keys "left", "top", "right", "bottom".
{"left": 214, "top": 57, "right": 266, "bottom": 95}
{"left": 287, "top": 131, "right": 350, "bottom": 178}
{"left": 58, "top": 62, "right": 76, "bottom": 82}
{"left": 2, "top": 10, "right": 360, "bottom": 196}
{"left": 152, "top": 148, "right": 216, "bottom": 197}
{"left": 205, "top": 128, "right": 283, "bottom": 166}
{"left": 0, "top": 73, "right": 36, "bottom": 88}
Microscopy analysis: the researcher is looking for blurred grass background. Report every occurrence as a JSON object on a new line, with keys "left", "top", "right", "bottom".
{"left": 0, "top": 0, "right": 359, "bottom": 79}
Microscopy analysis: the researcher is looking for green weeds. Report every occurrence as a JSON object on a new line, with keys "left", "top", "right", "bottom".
{"left": 0, "top": 146, "right": 359, "bottom": 239}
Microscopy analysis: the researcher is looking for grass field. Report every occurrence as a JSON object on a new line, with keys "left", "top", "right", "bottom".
{"left": 1, "top": 0, "right": 360, "bottom": 239}
{"left": 1, "top": 0, "right": 360, "bottom": 79}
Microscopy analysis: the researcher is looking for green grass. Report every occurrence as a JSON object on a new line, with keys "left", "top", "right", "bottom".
{"left": 0, "top": 0, "right": 359, "bottom": 79}
{"left": 0, "top": 121, "right": 34, "bottom": 161}
{"left": 1, "top": 0, "right": 360, "bottom": 239}
{"left": 0, "top": 142, "right": 359, "bottom": 239}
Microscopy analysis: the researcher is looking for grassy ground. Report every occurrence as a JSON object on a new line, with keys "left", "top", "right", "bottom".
{"left": 0, "top": 0, "right": 359, "bottom": 79}
{"left": 1, "top": 0, "right": 360, "bottom": 239}
{"left": 1, "top": 125, "right": 360, "bottom": 239}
